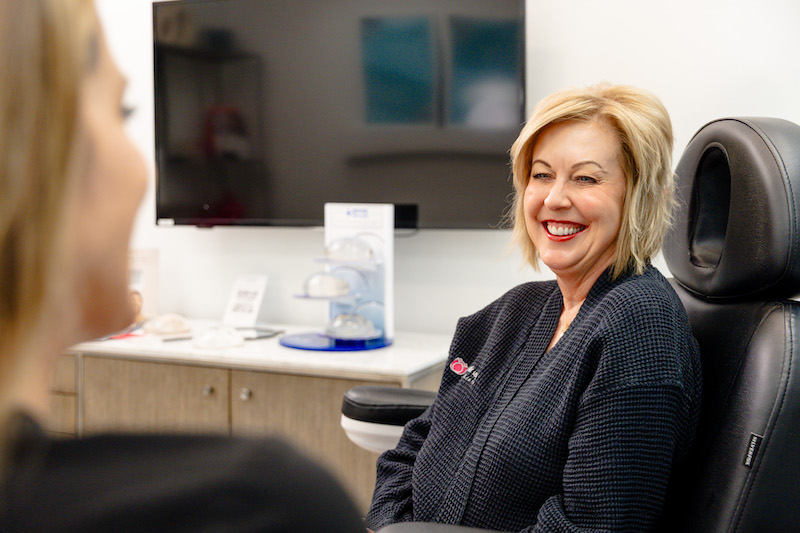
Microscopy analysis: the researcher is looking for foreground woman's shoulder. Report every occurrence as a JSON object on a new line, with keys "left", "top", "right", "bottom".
{"left": 2, "top": 422, "right": 367, "bottom": 533}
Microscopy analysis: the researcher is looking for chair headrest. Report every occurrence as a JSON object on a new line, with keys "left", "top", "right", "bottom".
{"left": 663, "top": 117, "right": 800, "bottom": 300}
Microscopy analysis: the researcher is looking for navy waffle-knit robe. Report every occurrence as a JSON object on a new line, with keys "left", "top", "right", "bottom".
{"left": 365, "top": 265, "right": 702, "bottom": 532}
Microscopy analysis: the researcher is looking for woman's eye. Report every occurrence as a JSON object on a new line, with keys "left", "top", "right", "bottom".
{"left": 577, "top": 175, "right": 598, "bottom": 184}
{"left": 531, "top": 172, "right": 551, "bottom": 180}
{"left": 120, "top": 105, "right": 136, "bottom": 120}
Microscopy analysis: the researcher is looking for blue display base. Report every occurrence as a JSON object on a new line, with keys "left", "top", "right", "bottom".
{"left": 279, "top": 332, "right": 392, "bottom": 351}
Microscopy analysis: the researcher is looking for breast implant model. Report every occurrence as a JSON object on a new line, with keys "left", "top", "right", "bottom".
{"left": 280, "top": 203, "right": 394, "bottom": 351}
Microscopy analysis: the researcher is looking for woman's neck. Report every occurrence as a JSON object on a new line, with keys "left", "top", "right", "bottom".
{"left": 553, "top": 254, "right": 615, "bottom": 311}
{"left": 556, "top": 274, "right": 598, "bottom": 314}
{"left": 546, "top": 259, "right": 613, "bottom": 351}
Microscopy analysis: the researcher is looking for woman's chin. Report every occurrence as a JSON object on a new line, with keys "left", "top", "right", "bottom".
{"left": 81, "top": 308, "right": 136, "bottom": 341}
{"left": 539, "top": 254, "right": 579, "bottom": 278}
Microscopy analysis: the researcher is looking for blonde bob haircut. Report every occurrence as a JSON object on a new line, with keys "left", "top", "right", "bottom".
{"left": 508, "top": 84, "right": 675, "bottom": 279}
{"left": 0, "top": 0, "right": 95, "bottom": 356}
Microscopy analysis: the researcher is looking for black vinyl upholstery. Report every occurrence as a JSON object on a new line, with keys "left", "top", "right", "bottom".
{"left": 664, "top": 117, "right": 800, "bottom": 299}
{"left": 345, "top": 117, "right": 800, "bottom": 533}
{"left": 342, "top": 386, "right": 437, "bottom": 426}
{"left": 658, "top": 117, "right": 800, "bottom": 532}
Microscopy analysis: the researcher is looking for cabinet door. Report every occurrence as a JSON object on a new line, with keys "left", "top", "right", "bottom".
{"left": 82, "top": 356, "right": 229, "bottom": 435}
{"left": 231, "top": 370, "right": 397, "bottom": 512}
{"left": 45, "top": 353, "right": 78, "bottom": 436}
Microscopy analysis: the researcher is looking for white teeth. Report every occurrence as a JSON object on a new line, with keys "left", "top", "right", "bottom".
{"left": 547, "top": 223, "right": 584, "bottom": 236}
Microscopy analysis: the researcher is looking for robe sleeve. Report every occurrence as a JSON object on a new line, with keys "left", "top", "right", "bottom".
{"left": 530, "top": 384, "right": 688, "bottom": 532}
{"left": 364, "top": 405, "right": 433, "bottom": 529}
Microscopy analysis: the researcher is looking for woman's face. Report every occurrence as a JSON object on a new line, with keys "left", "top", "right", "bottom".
{"left": 524, "top": 119, "right": 626, "bottom": 287}
{"left": 70, "top": 27, "right": 147, "bottom": 339}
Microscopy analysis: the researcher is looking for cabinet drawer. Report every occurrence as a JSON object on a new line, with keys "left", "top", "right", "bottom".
{"left": 82, "top": 357, "right": 229, "bottom": 435}
{"left": 52, "top": 353, "right": 77, "bottom": 394}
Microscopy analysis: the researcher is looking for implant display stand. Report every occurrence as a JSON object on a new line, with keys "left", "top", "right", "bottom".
{"left": 280, "top": 203, "right": 394, "bottom": 351}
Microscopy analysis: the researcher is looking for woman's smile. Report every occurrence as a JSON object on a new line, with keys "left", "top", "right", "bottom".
{"left": 543, "top": 221, "right": 587, "bottom": 239}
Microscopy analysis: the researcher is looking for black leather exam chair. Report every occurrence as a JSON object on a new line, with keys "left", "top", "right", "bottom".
{"left": 658, "top": 116, "right": 800, "bottom": 531}
{"left": 342, "top": 117, "right": 800, "bottom": 532}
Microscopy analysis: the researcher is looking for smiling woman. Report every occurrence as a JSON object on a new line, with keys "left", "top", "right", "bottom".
{"left": 525, "top": 118, "right": 628, "bottom": 348}
{"left": 365, "top": 84, "right": 702, "bottom": 532}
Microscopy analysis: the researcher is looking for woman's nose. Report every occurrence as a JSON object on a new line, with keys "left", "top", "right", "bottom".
{"left": 543, "top": 179, "right": 570, "bottom": 210}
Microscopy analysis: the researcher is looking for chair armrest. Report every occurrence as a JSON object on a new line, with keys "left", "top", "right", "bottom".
{"left": 377, "top": 523, "right": 502, "bottom": 533}
{"left": 341, "top": 386, "right": 436, "bottom": 425}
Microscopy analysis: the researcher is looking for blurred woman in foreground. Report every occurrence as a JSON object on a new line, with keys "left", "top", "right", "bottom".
{"left": 0, "top": 1, "right": 365, "bottom": 531}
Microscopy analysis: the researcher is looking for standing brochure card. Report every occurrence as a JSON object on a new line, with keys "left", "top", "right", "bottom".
{"left": 222, "top": 274, "right": 268, "bottom": 328}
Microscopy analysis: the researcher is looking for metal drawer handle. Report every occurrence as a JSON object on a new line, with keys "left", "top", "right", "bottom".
{"left": 239, "top": 387, "right": 252, "bottom": 401}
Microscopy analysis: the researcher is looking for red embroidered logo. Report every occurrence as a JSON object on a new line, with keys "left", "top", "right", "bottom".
{"left": 450, "top": 358, "right": 468, "bottom": 375}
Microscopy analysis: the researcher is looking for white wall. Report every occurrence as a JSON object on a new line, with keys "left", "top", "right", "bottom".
{"left": 96, "top": 0, "right": 800, "bottom": 335}
{"left": 524, "top": 0, "right": 800, "bottom": 155}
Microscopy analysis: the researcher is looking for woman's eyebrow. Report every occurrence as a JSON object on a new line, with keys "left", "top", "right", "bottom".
{"left": 571, "top": 160, "right": 605, "bottom": 171}
{"left": 532, "top": 159, "right": 607, "bottom": 172}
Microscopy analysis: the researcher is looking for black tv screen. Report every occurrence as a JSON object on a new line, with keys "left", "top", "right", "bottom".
{"left": 154, "top": 0, "right": 525, "bottom": 228}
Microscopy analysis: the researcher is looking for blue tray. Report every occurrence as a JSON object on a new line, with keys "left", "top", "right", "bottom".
{"left": 279, "top": 332, "right": 392, "bottom": 351}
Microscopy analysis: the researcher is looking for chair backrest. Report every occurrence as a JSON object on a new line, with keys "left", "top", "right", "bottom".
{"left": 660, "top": 117, "right": 800, "bottom": 532}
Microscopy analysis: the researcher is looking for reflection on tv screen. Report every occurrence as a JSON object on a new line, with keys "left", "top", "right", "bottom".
{"left": 154, "top": 0, "right": 524, "bottom": 228}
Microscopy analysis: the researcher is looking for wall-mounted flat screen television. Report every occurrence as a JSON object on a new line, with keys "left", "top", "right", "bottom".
{"left": 153, "top": 0, "right": 525, "bottom": 228}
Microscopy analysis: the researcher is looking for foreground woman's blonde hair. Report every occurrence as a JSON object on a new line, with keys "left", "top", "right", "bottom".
{"left": 0, "top": 0, "right": 95, "bottom": 424}
{"left": 508, "top": 84, "right": 675, "bottom": 279}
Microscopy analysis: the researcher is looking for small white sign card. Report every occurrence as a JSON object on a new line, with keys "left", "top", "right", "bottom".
{"left": 222, "top": 275, "right": 268, "bottom": 327}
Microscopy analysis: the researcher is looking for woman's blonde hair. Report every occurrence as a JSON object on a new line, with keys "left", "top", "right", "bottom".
{"left": 508, "top": 84, "right": 675, "bottom": 279}
{"left": 0, "top": 0, "right": 95, "bottom": 387}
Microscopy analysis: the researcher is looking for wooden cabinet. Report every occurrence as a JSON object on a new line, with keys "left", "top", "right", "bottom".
{"left": 82, "top": 356, "right": 229, "bottom": 434}
{"left": 78, "top": 355, "right": 416, "bottom": 510}
{"left": 67, "top": 329, "right": 448, "bottom": 512}
{"left": 46, "top": 353, "right": 78, "bottom": 436}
